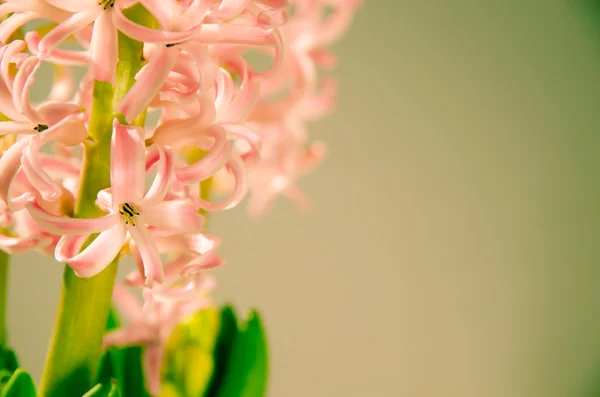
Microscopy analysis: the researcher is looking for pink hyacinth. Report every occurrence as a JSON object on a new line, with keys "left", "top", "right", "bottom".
{"left": 0, "top": 0, "right": 360, "bottom": 393}
{"left": 104, "top": 282, "right": 214, "bottom": 395}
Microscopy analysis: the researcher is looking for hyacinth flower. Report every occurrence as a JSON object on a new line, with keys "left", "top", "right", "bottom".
{"left": 26, "top": 120, "right": 204, "bottom": 283}
{"left": 0, "top": 1, "right": 360, "bottom": 396}
{"left": 104, "top": 283, "right": 214, "bottom": 395}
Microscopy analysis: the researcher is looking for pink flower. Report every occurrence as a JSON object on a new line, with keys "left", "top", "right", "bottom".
{"left": 26, "top": 120, "right": 204, "bottom": 282}
{"left": 125, "top": 230, "right": 224, "bottom": 300}
{"left": 0, "top": 44, "right": 86, "bottom": 209}
{"left": 104, "top": 282, "right": 214, "bottom": 395}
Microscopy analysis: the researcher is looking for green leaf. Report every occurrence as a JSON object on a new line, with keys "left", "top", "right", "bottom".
{"left": 105, "top": 307, "right": 121, "bottom": 332}
{"left": 102, "top": 307, "right": 150, "bottom": 397}
{"left": 164, "top": 308, "right": 221, "bottom": 397}
{"left": 0, "top": 369, "right": 36, "bottom": 397}
{"left": 205, "top": 306, "right": 239, "bottom": 397}
{"left": 0, "top": 348, "right": 18, "bottom": 373}
{"left": 82, "top": 380, "right": 120, "bottom": 397}
{"left": 95, "top": 350, "right": 116, "bottom": 385}
{"left": 214, "top": 310, "right": 269, "bottom": 397}
{"left": 111, "top": 346, "right": 150, "bottom": 397}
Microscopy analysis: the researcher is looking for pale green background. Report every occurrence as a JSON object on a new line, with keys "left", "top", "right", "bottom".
{"left": 8, "top": 1, "right": 600, "bottom": 396}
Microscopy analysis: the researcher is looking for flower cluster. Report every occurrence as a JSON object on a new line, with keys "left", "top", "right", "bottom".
{"left": 0, "top": 0, "right": 359, "bottom": 393}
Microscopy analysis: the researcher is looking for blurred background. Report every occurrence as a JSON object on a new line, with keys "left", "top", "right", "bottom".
{"left": 8, "top": 1, "right": 600, "bottom": 396}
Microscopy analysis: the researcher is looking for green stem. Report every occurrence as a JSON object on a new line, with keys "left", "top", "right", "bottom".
{"left": 0, "top": 251, "right": 8, "bottom": 346}
{"left": 39, "top": 6, "right": 155, "bottom": 396}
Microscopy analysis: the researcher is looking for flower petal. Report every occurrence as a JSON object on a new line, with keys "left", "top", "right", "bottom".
{"left": 113, "top": 6, "right": 194, "bottom": 44}
{"left": 58, "top": 225, "right": 126, "bottom": 278}
{"left": 38, "top": 7, "right": 99, "bottom": 56}
{"left": 0, "top": 233, "right": 49, "bottom": 255}
{"left": 110, "top": 120, "right": 146, "bottom": 206}
{"left": 25, "top": 31, "right": 88, "bottom": 66}
{"left": 0, "top": 138, "right": 29, "bottom": 212}
{"left": 0, "top": 12, "right": 37, "bottom": 45}
{"left": 142, "top": 200, "right": 204, "bottom": 232}
{"left": 117, "top": 45, "right": 179, "bottom": 123}
{"left": 26, "top": 200, "right": 118, "bottom": 235}
{"left": 192, "top": 24, "right": 275, "bottom": 46}
{"left": 195, "top": 151, "right": 248, "bottom": 211}
{"left": 212, "top": 0, "right": 250, "bottom": 20}
{"left": 143, "top": 346, "right": 163, "bottom": 396}
{"left": 89, "top": 9, "right": 117, "bottom": 84}
{"left": 12, "top": 56, "right": 42, "bottom": 123}
{"left": 127, "top": 221, "right": 164, "bottom": 285}
{"left": 103, "top": 325, "right": 157, "bottom": 348}
{"left": 22, "top": 118, "right": 87, "bottom": 201}
{"left": 140, "top": 144, "right": 174, "bottom": 207}
{"left": 111, "top": 283, "right": 144, "bottom": 323}
{"left": 0, "top": 121, "right": 36, "bottom": 135}
{"left": 174, "top": 127, "right": 231, "bottom": 184}
{"left": 223, "top": 123, "right": 261, "bottom": 161}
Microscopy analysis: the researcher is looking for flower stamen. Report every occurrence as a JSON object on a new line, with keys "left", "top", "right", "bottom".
{"left": 34, "top": 124, "right": 48, "bottom": 132}
{"left": 119, "top": 202, "right": 140, "bottom": 226}
{"left": 98, "top": 0, "right": 115, "bottom": 10}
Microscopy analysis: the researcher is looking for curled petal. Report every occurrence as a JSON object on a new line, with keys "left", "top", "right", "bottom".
{"left": 150, "top": 103, "right": 216, "bottom": 147}
{"left": 35, "top": 102, "right": 82, "bottom": 126}
{"left": 26, "top": 200, "right": 118, "bottom": 235}
{"left": 181, "top": 253, "right": 225, "bottom": 276}
{"left": 140, "top": 144, "right": 174, "bottom": 207}
{"left": 143, "top": 200, "right": 204, "bottom": 232}
{"left": 151, "top": 274, "right": 204, "bottom": 302}
{"left": 117, "top": 45, "right": 179, "bottom": 123}
{"left": 218, "top": 57, "right": 259, "bottom": 123}
{"left": 174, "top": 127, "right": 231, "bottom": 184}
{"left": 113, "top": 7, "right": 194, "bottom": 44}
{"left": 38, "top": 7, "right": 99, "bottom": 56}
{"left": 0, "top": 138, "right": 30, "bottom": 212}
{"left": 111, "top": 120, "right": 146, "bottom": 206}
{"left": 25, "top": 31, "right": 88, "bottom": 66}
{"left": 192, "top": 24, "right": 275, "bottom": 46}
{"left": 57, "top": 225, "right": 126, "bottom": 278}
{"left": 22, "top": 119, "right": 86, "bottom": 201}
{"left": 0, "top": 11, "right": 37, "bottom": 44}
{"left": 12, "top": 56, "right": 42, "bottom": 123}
{"left": 252, "top": 23, "right": 285, "bottom": 79}
{"left": 195, "top": 151, "right": 248, "bottom": 211}
{"left": 226, "top": 123, "right": 261, "bottom": 160}
{"left": 1, "top": 40, "right": 26, "bottom": 92}
{"left": 127, "top": 221, "right": 164, "bottom": 285}
{"left": 0, "top": 233, "right": 49, "bottom": 255}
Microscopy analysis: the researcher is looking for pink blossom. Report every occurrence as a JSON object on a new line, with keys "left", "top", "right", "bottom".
{"left": 104, "top": 282, "right": 214, "bottom": 395}
{"left": 26, "top": 120, "right": 204, "bottom": 282}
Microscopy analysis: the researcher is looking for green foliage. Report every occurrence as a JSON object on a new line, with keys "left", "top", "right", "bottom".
{"left": 82, "top": 380, "right": 120, "bottom": 397}
{"left": 213, "top": 310, "right": 269, "bottom": 397}
{"left": 0, "top": 369, "right": 36, "bottom": 397}
{"left": 204, "top": 306, "right": 239, "bottom": 397}
{"left": 0, "top": 348, "right": 18, "bottom": 374}
{"left": 102, "top": 309, "right": 151, "bottom": 397}
{"left": 102, "top": 304, "right": 269, "bottom": 397}
{"left": 0, "top": 346, "right": 20, "bottom": 394}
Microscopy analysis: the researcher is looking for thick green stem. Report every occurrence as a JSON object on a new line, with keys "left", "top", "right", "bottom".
{"left": 0, "top": 251, "right": 8, "bottom": 346}
{"left": 39, "top": 6, "right": 155, "bottom": 396}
